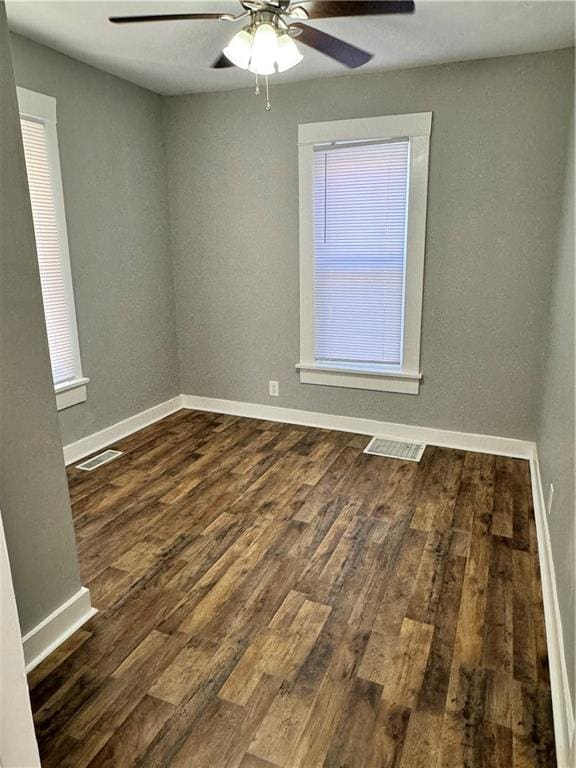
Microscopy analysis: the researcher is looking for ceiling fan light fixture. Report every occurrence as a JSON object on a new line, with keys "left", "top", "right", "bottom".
{"left": 248, "top": 58, "right": 276, "bottom": 75}
{"left": 276, "top": 33, "right": 303, "bottom": 72}
{"left": 223, "top": 27, "right": 254, "bottom": 69}
{"left": 288, "top": 5, "right": 309, "bottom": 20}
{"left": 248, "top": 22, "right": 278, "bottom": 75}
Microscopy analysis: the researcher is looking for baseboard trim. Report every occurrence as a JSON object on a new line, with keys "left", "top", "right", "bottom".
{"left": 180, "top": 395, "right": 533, "bottom": 458}
{"left": 63, "top": 394, "right": 533, "bottom": 467}
{"left": 529, "top": 447, "right": 574, "bottom": 767}
{"left": 22, "top": 587, "right": 97, "bottom": 673}
{"left": 63, "top": 396, "right": 184, "bottom": 465}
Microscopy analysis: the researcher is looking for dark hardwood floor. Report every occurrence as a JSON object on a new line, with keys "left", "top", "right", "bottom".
{"left": 28, "top": 409, "right": 555, "bottom": 767}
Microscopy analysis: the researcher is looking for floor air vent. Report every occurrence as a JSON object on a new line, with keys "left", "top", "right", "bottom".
{"left": 364, "top": 437, "right": 426, "bottom": 462}
{"left": 76, "top": 450, "right": 123, "bottom": 471}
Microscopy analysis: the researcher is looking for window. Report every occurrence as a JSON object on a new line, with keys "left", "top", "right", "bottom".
{"left": 17, "top": 87, "right": 88, "bottom": 410}
{"left": 297, "top": 113, "right": 431, "bottom": 394}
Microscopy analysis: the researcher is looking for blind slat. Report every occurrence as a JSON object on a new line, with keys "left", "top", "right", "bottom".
{"left": 20, "top": 117, "right": 76, "bottom": 386}
{"left": 313, "top": 139, "right": 409, "bottom": 367}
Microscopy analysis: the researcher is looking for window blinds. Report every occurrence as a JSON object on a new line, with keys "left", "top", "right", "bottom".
{"left": 313, "top": 138, "right": 409, "bottom": 369}
{"left": 20, "top": 117, "right": 76, "bottom": 385}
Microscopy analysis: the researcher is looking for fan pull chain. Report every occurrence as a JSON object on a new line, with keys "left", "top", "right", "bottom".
{"left": 254, "top": 73, "right": 260, "bottom": 95}
{"left": 265, "top": 76, "right": 271, "bottom": 111}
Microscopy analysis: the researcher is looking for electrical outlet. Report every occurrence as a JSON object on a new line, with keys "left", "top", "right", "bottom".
{"left": 547, "top": 483, "right": 554, "bottom": 516}
{"left": 269, "top": 380, "right": 279, "bottom": 397}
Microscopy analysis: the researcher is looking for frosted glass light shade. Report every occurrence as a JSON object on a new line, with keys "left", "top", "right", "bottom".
{"left": 276, "top": 33, "right": 303, "bottom": 72}
{"left": 223, "top": 28, "right": 254, "bottom": 69}
{"left": 249, "top": 23, "right": 278, "bottom": 75}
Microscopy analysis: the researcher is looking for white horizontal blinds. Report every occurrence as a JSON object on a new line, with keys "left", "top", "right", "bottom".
{"left": 20, "top": 117, "right": 76, "bottom": 385}
{"left": 313, "top": 138, "right": 410, "bottom": 368}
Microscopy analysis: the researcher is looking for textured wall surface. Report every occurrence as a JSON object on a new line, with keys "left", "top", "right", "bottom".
{"left": 11, "top": 34, "right": 180, "bottom": 446}
{"left": 164, "top": 49, "right": 573, "bottom": 440}
{"left": 537, "top": 100, "right": 575, "bottom": 708}
{"left": 0, "top": 19, "right": 82, "bottom": 634}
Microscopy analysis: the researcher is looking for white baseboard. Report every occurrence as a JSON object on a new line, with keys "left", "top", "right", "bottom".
{"left": 180, "top": 394, "right": 533, "bottom": 459}
{"left": 22, "top": 587, "right": 97, "bottom": 673}
{"left": 63, "top": 396, "right": 184, "bottom": 465}
{"left": 63, "top": 393, "right": 533, "bottom": 467}
{"left": 529, "top": 447, "right": 574, "bottom": 768}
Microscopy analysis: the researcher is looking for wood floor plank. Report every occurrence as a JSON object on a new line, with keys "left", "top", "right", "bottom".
{"left": 485, "top": 668, "right": 513, "bottom": 729}
{"left": 382, "top": 619, "right": 434, "bottom": 708}
{"left": 85, "top": 695, "right": 175, "bottom": 768}
{"left": 405, "top": 528, "right": 454, "bottom": 625}
{"left": 148, "top": 636, "right": 219, "bottom": 706}
{"left": 247, "top": 679, "right": 317, "bottom": 766}
{"left": 512, "top": 679, "right": 556, "bottom": 767}
{"left": 398, "top": 710, "right": 443, "bottom": 768}
{"left": 416, "top": 536, "right": 467, "bottom": 714}
{"left": 410, "top": 449, "right": 464, "bottom": 532}
{"left": 367, "top": 700, "right": 412, "bottom": 768}
{"left": 513, "top": 549, "right": 538, "bottom": 685}
{"left": 350, "top": 516, "right": 423, "bottom": 634}
{"left": 512, "top": 459, "right": 532, "bottom": 553}
{"left": 323, "top": 676, "right": 383, "bottom": 768}
{"left": 219, "top": 596, "right": 332, "bottom": 709}
{"left": 491, "top": 457, "right": 514, "bottom": 538}
{"left": 239, "top": 755, "right": 277, "bottom": 768}
{"left": 452, "top": 529, "right": 491, "bottom": 667}
{"left": 483, "top": 721, "right": 513, "bottom": 768}
{"left": 437, "top": 664, "right": 487, "bottom": 768}
{"left": 27, "top": 629, "right": 92, "bottom": 692}
{"left": 29, "top": 414, "right": 555, "bottom": 768}
{"left": 174, "top": 674, "right": 283, "bottom": 768}
{"left": 287, "top": 628, "right": 369, "bottom": 768}
{"left": 483, "top": 534, "right": 513, "bottom": 675}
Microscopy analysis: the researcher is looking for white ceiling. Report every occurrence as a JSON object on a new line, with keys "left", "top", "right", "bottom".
{"left": 6, "top": 0, "right": 575, "bottom": 96}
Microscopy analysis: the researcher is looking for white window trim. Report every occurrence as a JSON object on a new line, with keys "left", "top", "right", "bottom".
{"left": 297, "top": 112, "right": 432, "bottom": 395}
{"left": 17, "top": 86, "right": 88, "bottom": 411}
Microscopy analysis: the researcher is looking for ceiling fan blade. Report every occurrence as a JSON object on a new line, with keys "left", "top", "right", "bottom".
{"left": 292, "top": 23, "right": 372, "bottom": 67}
{"left": 298, "top": 1, "right": 414, "bottom": 19}
{"left": 109, "top": 13, "right": 225, "bottom": 24}
{"left": 212, "top": 53, "right": 235, "bottom": 68}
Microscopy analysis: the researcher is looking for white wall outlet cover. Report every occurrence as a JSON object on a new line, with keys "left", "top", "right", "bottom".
{"left": 547, "top": 483, "right": 554, "bottom": 516}
{"left": 268, "top": 380, "right": 279, "bottom": 397}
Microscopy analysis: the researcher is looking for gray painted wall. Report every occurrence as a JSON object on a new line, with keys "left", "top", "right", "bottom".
{"left": 10, "top": 34, "right": 180, "bottom": 446}
{"left": 0, "top": 10, "right": 82, "bottom": 635}
{"left": 164, "top": 49, "right": 573, "bottom": 440}
{"left": 537, "top": 100, "right": 575, "bottom": 709}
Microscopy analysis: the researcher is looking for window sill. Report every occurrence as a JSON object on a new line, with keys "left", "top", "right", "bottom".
{"left": 296, "top": 363, "right": 421, "bottom": 394}
{"left": 55, "top": 377, "right": 89, "bottom": 411}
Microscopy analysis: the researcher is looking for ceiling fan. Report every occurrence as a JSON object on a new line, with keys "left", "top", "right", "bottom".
{"left": 110, "top": 1, "right": 415, "bottom": 108}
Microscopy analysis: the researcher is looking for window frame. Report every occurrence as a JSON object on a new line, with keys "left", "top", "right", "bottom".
{"left": 297, "top": 112, "right": 432, "bottom": 395}
{"left": 17, "top": 86, "right": 88, "bottom": 411}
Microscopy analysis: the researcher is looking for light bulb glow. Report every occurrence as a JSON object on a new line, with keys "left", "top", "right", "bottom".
{"left": 276, "top": 33, "right": 303, "bottom": 72}
{"left": 223, "top": 21, "right": 304, "bottom": 80}
{"left": 223, "top": 28, "right": 254, "bottom": 70}
{"left": 249, "top": 23, "right": 278, "bottom": 75}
